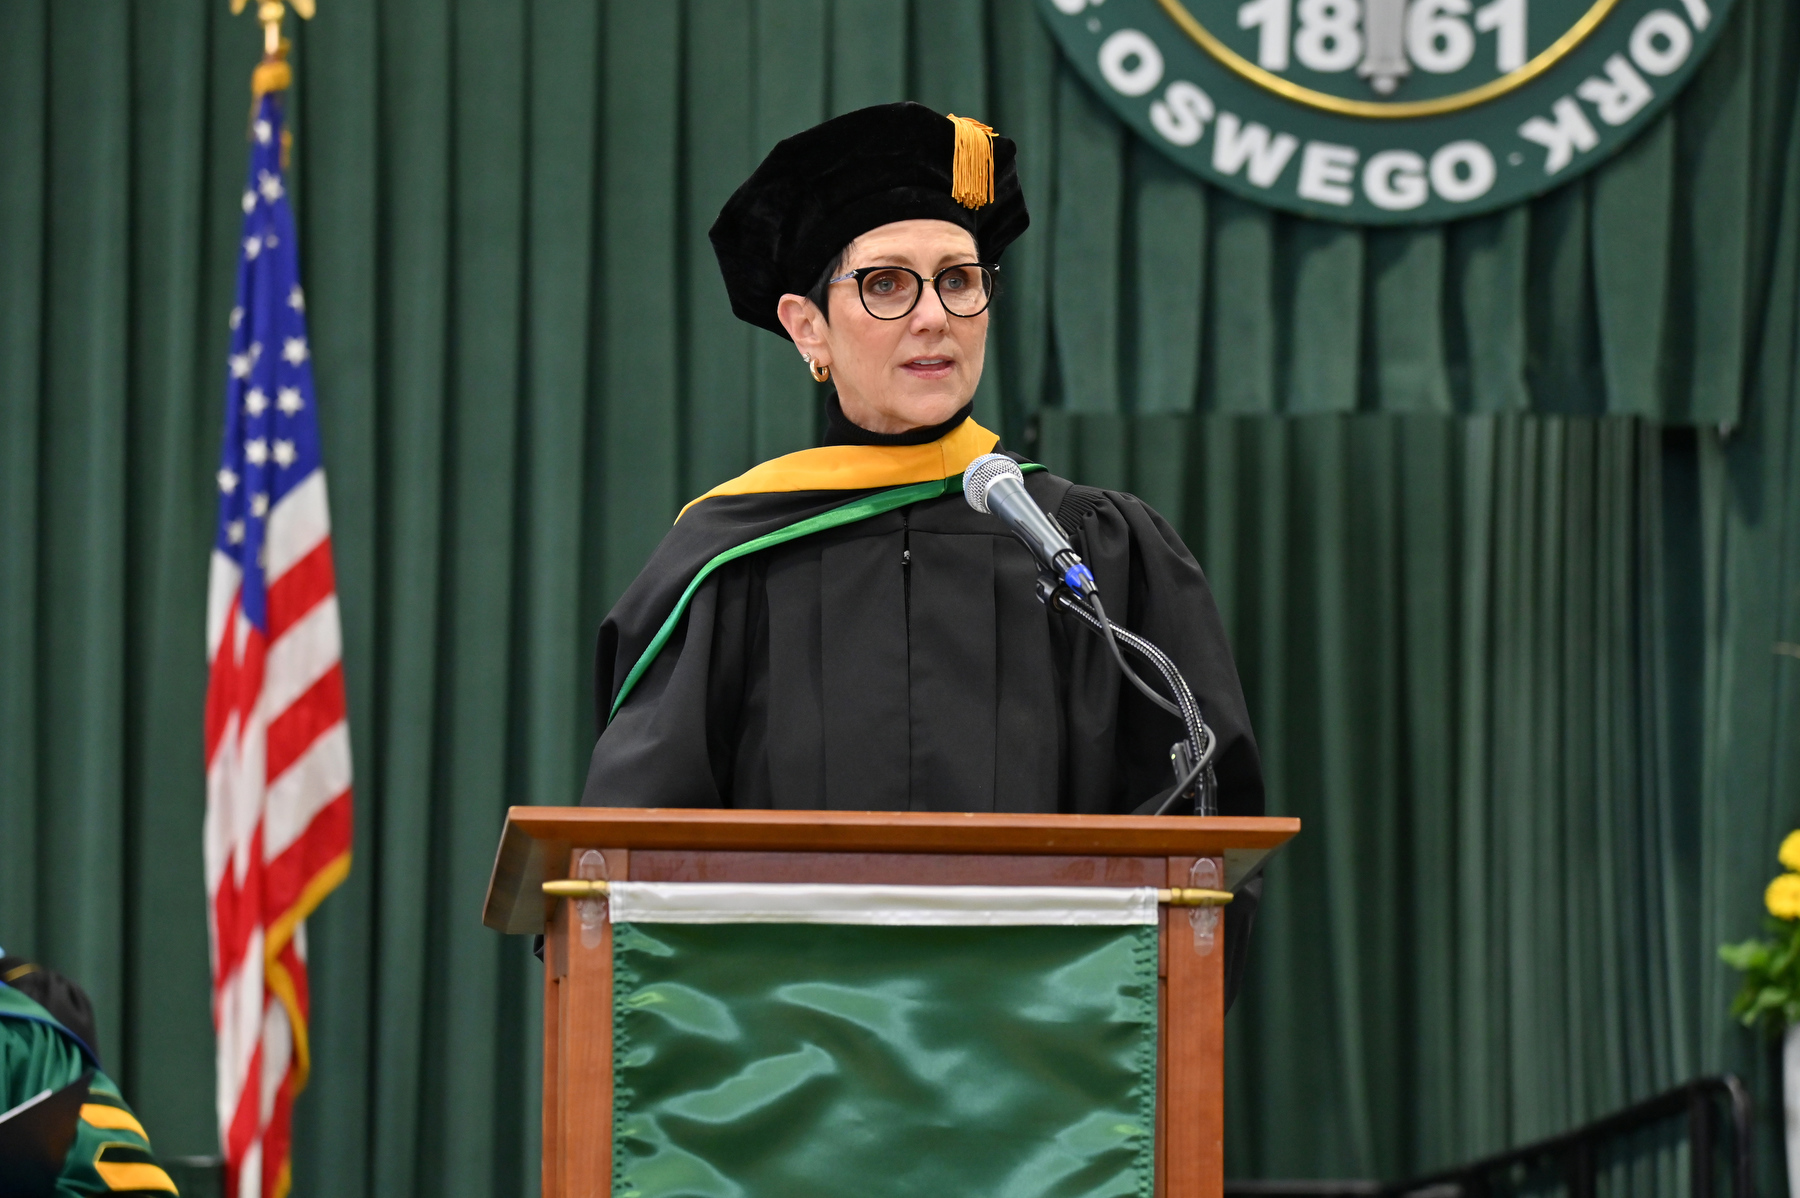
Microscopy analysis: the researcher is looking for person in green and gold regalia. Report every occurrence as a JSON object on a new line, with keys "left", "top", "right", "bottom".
{"left": 581, "top": 102, "right": 1267, "bottom": 1004}
{"left": 0, "top": 955, "right": 178, "bottom": 1196}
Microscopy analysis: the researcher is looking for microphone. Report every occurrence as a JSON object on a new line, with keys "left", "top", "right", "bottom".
{"left": 964, "top": 453, "right": 1097, "bottom": 595}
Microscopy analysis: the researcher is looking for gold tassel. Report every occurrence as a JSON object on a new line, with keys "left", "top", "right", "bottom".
{"left": 947, "top": 114, "right": 996, "bottom": 210}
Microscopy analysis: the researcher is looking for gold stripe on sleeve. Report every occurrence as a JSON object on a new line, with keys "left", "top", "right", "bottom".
{"left": 80, "top": 1103, "right": 149, "bottom": 1140}
{"left": 92, "top": 1144, "right": 179, "bottom": 1194}
{"left": 94, "top": 1161, "right": 179, "bottom": 1193}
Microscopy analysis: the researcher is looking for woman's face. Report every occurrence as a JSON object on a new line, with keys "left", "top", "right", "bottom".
{"left": 777, "top": 219, "right": 987, "bottom": 435}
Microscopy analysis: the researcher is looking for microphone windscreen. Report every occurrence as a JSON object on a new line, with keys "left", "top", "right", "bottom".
{"left": 963, "top": 453, "right": 1024, "bottom": 515}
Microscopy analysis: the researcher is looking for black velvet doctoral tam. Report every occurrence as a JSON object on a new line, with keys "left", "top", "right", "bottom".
{"left": 709, "top": 101, "right": 1031, "bottom": 338}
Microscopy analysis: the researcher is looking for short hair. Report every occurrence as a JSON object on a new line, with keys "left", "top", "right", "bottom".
{"left": 0, "top": 957, "right": 101, "bottom": 1064}
{"left": 805, "top": 247, "right": 847, "bottom": 323}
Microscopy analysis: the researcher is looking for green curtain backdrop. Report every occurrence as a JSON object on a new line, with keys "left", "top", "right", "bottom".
{"left": 0, "top": 0, "right": 1797, "bottom": 1195}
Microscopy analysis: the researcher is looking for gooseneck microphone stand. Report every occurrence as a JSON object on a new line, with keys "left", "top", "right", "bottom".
{"left": 1033, "top": 572, "right": 1219, "bottom": 817}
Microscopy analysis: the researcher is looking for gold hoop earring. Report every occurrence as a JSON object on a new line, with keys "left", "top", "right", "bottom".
{"left": 808, "top": 358, "right": 831, "bottom": 384}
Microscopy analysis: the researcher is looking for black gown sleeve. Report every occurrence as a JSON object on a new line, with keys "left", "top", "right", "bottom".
{"left": 1048, "top": 483, "right": 1264, "bottom": 818}
{"left": 1057, "top": 484, "right": 1267, "bottom": 1009}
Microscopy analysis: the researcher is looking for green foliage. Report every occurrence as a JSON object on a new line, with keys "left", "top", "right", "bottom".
{"left": 1720, "top": 917, "right": 1800, "bottom": 1033}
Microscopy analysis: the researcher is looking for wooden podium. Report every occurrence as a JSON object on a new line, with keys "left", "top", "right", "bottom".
{"left": 484, "top": 807, "right": 1299, "bottom": 1198}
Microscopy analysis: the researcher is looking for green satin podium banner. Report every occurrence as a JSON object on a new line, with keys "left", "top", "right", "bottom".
{"left": 611, "top": 922, "right": 1159, "bottom": 1198}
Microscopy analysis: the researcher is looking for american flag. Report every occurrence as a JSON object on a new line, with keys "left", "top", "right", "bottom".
{"left": 204, "top": 90, "right": 353, "bottom": 1198}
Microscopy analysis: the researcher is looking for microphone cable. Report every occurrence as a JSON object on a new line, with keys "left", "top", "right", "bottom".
{"left": 1089, "top": 592, "right": 1183, "bottom": 720}
{"left": 1039, "top": 578, "right": 1218, "bottom": 815}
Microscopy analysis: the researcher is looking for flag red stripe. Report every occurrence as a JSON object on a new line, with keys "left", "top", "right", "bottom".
{"left": 266, "top": 537, "right": 335, "bottom": 641}
{"left": 262, "top": 1072, "right": 294, "bottom": 1198}
{"left": 204, "top": 592, "right": 244, "bottom": 763}
{"left": 223, "top": 1034, "right": 264, "bottom": 1186}
{"left": 264, "top": 666, "right": 346, "bottom": 783}
{"left": 206, "top": 625, "right": 268, "bottom": 770}
{"left": 261, "top": 792, "right": 352, "bottom": 924}
{"left": 211, "top": 840, "right": 267, "bottom": 1000}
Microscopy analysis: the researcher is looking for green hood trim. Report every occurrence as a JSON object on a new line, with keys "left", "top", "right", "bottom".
{"left": 609, "top": 465, "right": 1044, "bottom": 722}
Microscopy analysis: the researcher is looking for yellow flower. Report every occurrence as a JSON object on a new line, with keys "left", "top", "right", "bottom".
{"left": 1767, "top": 873, "right": 1800, "bottom": 920}
{"left": 1781, "top": 831, "right": 1800, "bottom": 873}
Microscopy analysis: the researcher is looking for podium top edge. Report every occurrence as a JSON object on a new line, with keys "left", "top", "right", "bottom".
{"left": 484, "top": 808, "right": 1300, "bottom": 933}
{"left": 500, "top": 806, "right": 1299, "bottom": 855}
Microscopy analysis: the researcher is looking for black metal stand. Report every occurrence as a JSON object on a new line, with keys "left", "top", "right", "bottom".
{"left": 1224, "top": 1074, "right": 1755, "bottom": 1198}
{"left": 1035, "top": 573, "right": 1219, "bottom": 815}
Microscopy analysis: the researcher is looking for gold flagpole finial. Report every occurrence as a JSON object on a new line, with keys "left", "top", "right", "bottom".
{"left": 231, "top": 0, "right": 314, "bottom": 97}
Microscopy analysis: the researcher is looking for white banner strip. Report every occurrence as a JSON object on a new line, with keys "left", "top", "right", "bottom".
{"left": 605, "top": 882, "right": 1161, "bottom": 926}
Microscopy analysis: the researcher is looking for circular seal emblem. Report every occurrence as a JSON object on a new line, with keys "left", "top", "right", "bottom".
{"left": 1037, "top": 0, "right": 1733, "bottom": 222}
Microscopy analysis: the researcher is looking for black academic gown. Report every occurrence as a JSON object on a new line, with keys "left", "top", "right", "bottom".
{"left": 582, "top": 401, "right": 1266, "bottom": 1003}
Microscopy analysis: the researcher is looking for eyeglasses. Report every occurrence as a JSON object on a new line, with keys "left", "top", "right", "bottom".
{"left": 827, "top": 263, "right": 998, "bottom": 320}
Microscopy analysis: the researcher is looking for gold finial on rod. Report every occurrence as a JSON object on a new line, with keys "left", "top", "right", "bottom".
{"left": 543, "top": 879, "right": 611, "bottom": 898}
{"left": 1157, "top": 887, "right": 1234, "bottom": 907}
{"left": 231, "top": 0, "right": 313, "bottom": 96}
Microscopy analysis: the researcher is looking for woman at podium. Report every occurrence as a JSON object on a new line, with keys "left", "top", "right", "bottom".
{"left": 581, "top": 102, "right": 1265, "bottom": 999}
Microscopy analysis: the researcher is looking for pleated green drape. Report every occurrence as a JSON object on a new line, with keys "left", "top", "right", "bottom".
{"left": 1, "top": 1, "right": 1797, "bottom": 1195}
{"left": 1190, "top": 414, "right": 1705, "bottom": 1177}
